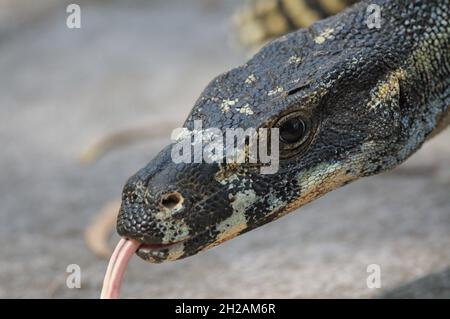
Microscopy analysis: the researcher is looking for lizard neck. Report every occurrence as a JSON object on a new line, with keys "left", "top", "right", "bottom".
{"left": 395, "top": 0, "right": 449, "bottom": 159}
{"left": 362, "top": 0, "right": 450, "bottom": 163}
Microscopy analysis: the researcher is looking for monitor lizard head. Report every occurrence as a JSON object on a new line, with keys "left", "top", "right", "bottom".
{"left": 116, "top": 1, "right": 445, "bottom": 263}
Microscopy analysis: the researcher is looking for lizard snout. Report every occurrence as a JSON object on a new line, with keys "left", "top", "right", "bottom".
{"left": 116, "top": 146, "right": 219, "bottom": 249}
{"left": 117, "top": 177, "right": 191, "bottom": 246}
{"left": 116, "top": 144, "right": 253, "bottom": 263}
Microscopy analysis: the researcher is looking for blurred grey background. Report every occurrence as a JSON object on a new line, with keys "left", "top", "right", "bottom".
{"left": 0, "top": 0, "right": 449, "bottom": 298}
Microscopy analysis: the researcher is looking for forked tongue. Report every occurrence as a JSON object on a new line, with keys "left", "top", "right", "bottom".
{"left": 100, "top": 238, "right": 141, "bottom": 299}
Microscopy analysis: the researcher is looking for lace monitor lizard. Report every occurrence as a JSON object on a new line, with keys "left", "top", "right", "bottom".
{"left": 90, "top": 0, "right": 450, "bottom": 263}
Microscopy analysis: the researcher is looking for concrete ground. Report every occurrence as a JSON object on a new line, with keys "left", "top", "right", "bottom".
{"left": 0, "top": 0, "right": 448, "bottom": 298}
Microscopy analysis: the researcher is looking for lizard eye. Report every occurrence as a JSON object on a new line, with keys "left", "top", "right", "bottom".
{"left": 279, "top": 117, "right": 307, "bottom": 144}
{"left": 274, "top": 111, "right": 315, "bottom": 158}
{"left": 277, "top": 113, "right": 311, "bottom": 145}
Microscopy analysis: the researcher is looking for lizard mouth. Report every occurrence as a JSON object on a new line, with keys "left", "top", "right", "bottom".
{"left": 137, "top": 239, "right": 186, "bottom": 252}
{"left": 135, "top": 238, "right": 188, "bottom": 261}
{"left": 135, "top": 226, "right": 216, "bottom": 262}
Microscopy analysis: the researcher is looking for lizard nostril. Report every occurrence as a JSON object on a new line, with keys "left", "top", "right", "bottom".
{"left": 160, "top": 192, "right": 184, "bottom": 211}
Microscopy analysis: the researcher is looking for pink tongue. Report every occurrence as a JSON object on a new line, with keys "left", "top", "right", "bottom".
{"left": 100, "top": 238, "right": 141, "bottom": 299}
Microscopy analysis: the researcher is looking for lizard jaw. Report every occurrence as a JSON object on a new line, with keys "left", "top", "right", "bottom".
{"left": 136, "top": 239, "right": 188, "bottom": 262}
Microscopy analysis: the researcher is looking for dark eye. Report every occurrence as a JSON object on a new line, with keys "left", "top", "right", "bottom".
{"left": 279, "top": 117, "right": 307, "bottom": 144}
{"left": 274, "top": 111, "right": 315, "bottom": 158}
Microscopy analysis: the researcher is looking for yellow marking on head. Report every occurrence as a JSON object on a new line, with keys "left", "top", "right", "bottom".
{"left": 166, "top": 243, "right": 185, "bottom": 261}
{"left": 262, "top": 196, "right": 288, "bottom": 220}
{"left": 146, "top": 256, "right": 159, "bottom": 263}
{"left": 214, "top": 211, "right": 247, "bottom": 246}
{"left": 220, "top": 98, "right": 238, "bottom": 113}
{"left": 314, "top": 28, "right": 335, "bottom": 44}
{"left": 199, "top": 212, "right": 249, "bottom": 253}
{"left": 239, "top": 104, "right": 254, "bottom": 115}
{"left": 267, "top": 86, "right": 284, "bottom": 96}
{"left": 288, "top": 55, "right": 303, "bottom": 64}
{"left": 157, "top": 219, "right": 190, "bottom": 243}
{"left": 201, "top": 190, "right": 255, "bottom": 251}
{"left": 284, "top": 162, "right": 358, "bottom": 214}
{"left": 245, "top": 74, "right": 257, "bottom": 85}
{"left": 369, "top": 69, "right": 406, "bottom": 110}
{"left": 215, "top": 164, "right": 242, "bottom": 184}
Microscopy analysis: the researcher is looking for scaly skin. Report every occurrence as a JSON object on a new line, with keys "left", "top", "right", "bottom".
{"left": 117, "top": 0, "right": 450, "bottom": 263}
